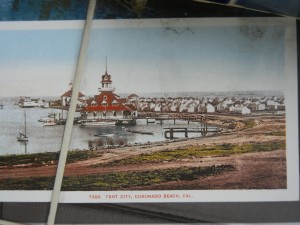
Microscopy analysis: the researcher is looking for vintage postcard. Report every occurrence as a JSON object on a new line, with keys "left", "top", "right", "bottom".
{"left": 0, "top": 17, "right": 298, "bottom": 203}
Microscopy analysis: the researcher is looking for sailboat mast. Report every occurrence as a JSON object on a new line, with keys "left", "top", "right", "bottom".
{"left": 24, "top": 111, "right": 27, "bottom": 136}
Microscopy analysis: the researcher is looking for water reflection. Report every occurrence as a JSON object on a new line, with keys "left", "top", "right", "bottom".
{"left": 88, "top": 137, "right": 127, "bottom": 148}
{"left": 17, "top": 140, "right": 28, "bottom": 154}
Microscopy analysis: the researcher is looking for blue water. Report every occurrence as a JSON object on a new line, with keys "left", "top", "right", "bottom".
{"left": 0, "top": 103, "right": 64, "bottom": 155}
{"left": 0, "top": 100, "right": 202, "bottom": 155}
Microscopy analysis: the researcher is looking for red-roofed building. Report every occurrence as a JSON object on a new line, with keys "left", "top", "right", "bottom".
{"left": 82, "top": 65, "right": 137, "bottom": 119}
{"left": 61, "top": 88, "right": 86, "bottom": 107}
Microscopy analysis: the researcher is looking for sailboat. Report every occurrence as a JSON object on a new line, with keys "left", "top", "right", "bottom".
{"left": 17, "top": 111, "right": 29, "bottom": 142}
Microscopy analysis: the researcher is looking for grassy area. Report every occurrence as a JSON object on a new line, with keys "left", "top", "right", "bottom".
{"left": 0, "top": 150, "right": 100, "bottom": 167}
{"left": 0, "top": 176, "right": 56, "bottom": 190}
{"left": 0, "top": 165, "right": 235, "bottom": 190}
{"left": 266, "top": 131, "right": 286, "bottom": 136}
{"left": 0, "top": 152, "right": 59, "bottom": 167}
{"left": 242, "top": 119, "right": 256, "bottom": 130}
{"left": 99, "top": 141, "right": 286, "bottom": 167}
{"left": 1, "top": 140, "right": 285, "bottom": 168}
{"left": 67, "top": 150, "right": 100, "bottom": 163}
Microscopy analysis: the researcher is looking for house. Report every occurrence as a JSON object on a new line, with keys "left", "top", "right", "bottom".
{"left": 256, "top": 103, "right": 266, "bottom": 111}
{"left": 61, "top": 89, "right": 86, "bottom": 107}
{"left": 241, "top": 106, "right": 251, "bottom": 114}
{"left": 216, "top": 101, "right": 228, "bottom": 112}
{"left": 128, "top": 93, "right": 139, "bottom": 100}
{"left": 170, "top": 101, "right": 181, "bottom": 112}
{"left": 246, "top": 102, "right": 257, "bottom": 111}
{"left": 154, "top": 103, "right": 162, "bottom": 112}
{"left": 232, "top": 106, "right": 251, "bottom": 114}
{"left": 137, "top": 102, "right": 150, "bottom": 111}
{"left": 187, "top": 103, "right": 197, "bottom": 113}
{"left": 266, "top": 100, "right": 280, "bottom": 110}
{"left": 149, "top": 102, "right": 156, "bottom": 111}
{"left": 179, "top": 99, "right": 194, "bottom": 112}
{"left": 197, "top": 102, "right": 207, "bottom": 113}
{"left": 277, "top": 104, "right": 285, "bottom": 110}
{"left": 127, "top": 94, "right": 139, "bottom": 105}
{"left": 228, "top": 105, "right": 236, "bottom": 112}
{"left": 206, "top": 103, "right": 215, "bottom": 113}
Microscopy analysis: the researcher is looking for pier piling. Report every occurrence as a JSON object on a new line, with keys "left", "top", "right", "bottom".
{"left": 164, "top": 125, "right": 219, "bottom": 139}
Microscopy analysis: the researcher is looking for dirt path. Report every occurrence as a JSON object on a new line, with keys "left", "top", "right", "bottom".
{"left": 0, "top": 149, "right": 286, "bottom": 190}
{"left": 133, "top": 150, "right": 286, "bottom": 190}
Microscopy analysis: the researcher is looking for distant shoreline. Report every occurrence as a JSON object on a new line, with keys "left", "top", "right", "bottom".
{"left": 0, "top": 89, "right": 284, "bottom": 101}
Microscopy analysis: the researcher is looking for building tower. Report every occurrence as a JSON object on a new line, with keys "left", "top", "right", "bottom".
{"left": 98, "top": 59, "right": 115, "bottom": 93}
{"left": 82, "top": 59, "right": 137, "bottom": 121}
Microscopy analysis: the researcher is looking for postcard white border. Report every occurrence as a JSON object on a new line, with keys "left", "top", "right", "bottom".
{"left": 0, "top": 17, "right": 298, "bottom": 203}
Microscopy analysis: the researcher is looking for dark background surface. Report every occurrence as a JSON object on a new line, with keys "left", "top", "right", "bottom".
{"left": 1, "top": 0, "right": 296, "bottom": 20}
{"left": 0, "top": 0, "right": 299, "bottom": 223}
{"left": 1, "top": 0, "right": 300, "bottom": 20}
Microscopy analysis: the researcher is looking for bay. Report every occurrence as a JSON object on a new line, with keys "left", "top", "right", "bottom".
{"left": 0, "top": 98, "right": 202, "bottom": 155}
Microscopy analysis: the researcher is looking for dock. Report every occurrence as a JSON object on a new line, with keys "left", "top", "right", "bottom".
{"left": 142, "top": 117, "right": 185, "bottom": 125}
{"left": 139, "top": 115, "right": 207, "bottom": 125}
{"left": 163, "top": 126, "right": 221, "bottom": 139}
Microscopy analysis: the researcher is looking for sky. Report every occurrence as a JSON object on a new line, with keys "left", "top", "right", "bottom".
{"left": 0, "top": 19, "right": 287, "bottom": 97}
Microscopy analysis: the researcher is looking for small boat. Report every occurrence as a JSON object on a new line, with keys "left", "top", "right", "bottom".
{"left": 80, "top": 120, "right": 116, "bottom": 127}
{"left": 19, "top": 96, "right": 49, "bottom": 108}
{"left": 94, "top": 133, "right": 115, "bottom": 137}
{"left": 43, "top": 120, "right": 57, "bottom": 126}
{"left": 56, "top": 119, "right": 66, "bottom": 125}
{"left": 17, "top": 111, "right": 29, "bottom": 142}
{"left": 38, "top": 113, "right": 57, "bottom": 122}
{"left": 56, "top": 117, "right": 82, "bottom": 125}
{"left": 17, "top": 132, "right": 29, "bottom": 142}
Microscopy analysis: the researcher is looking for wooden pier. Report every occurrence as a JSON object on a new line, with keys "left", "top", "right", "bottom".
{"left": 145, "top": 118, "right": 156, "bottom": 124}
{"left": 164, "top": 126, "right": 220, "bottom": 139}
{"left": 144, "top": 117, "right": 190, "bottom": 125}
{"left": 140, "top": 115, "right": 207, "bottom": 125}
